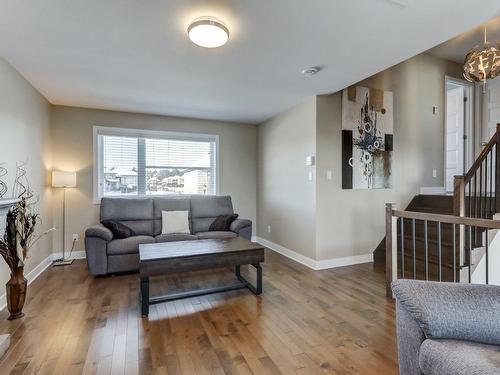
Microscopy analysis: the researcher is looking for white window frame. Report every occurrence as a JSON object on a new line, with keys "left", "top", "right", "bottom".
{"left": 93, "top": 125, "right": 219, "bottom": 204}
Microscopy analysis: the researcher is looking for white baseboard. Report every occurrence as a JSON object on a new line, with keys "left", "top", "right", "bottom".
{"left": 254, "top": 236, "right": 373, "bottom": 271}
{"left": 0, "top": 250, "right": 87, "bottom": 312}
{"left": 419, "top": 186, "right": 446, "bottom": 195}
{"left": 51, "top": 250, "right": 86, "bottom": 261}
{"left": 255, "top": 236, "right": 318, "bottom": 269}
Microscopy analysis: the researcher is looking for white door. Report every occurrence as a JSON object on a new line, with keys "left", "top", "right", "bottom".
{"left": 482, "top": 79, "right": 500, "bottom": 144}
{"left": 446, "top": 86, "right": 465, "bottom": 192}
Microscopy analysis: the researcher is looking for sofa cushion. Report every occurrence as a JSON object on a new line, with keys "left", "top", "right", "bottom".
{"left": 155, "top": 233, "right": 198, "bottom": 243}
{"left": 196, "top": 231, "right": 237, "bottom": 240}
{"left": 419, "top": 339, "right": 500, "bottom": 375}
{"left": 153, "top": 196, "right": 191, "bottom": 235}
{"left": 100, "top": 198, "right": 154, "bottom": 236}
{"left": 107, "top": 235, "right": 155, "bottom": 255}
{"left": 191, "top": 195, "right": 234, "bottom": 233}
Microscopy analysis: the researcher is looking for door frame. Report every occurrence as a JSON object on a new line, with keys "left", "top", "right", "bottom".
{"left": 444, "top": 76, "right": 475, "bottom": 191}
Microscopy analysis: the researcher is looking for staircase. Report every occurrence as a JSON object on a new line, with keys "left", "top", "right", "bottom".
{"left": 374, "top": 194, "right": 456, "bottom": 281}
{"left": 384, "top": 123, "right": 500, "bottom": 295}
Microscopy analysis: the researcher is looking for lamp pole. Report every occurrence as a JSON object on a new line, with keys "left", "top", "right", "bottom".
{"left": 53, "top": 186, "right": 73, "bottom": 266}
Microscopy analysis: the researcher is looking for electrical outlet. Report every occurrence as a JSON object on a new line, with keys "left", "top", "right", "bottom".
{"left": 72, "top": 233, "right": 79, "bottom": 242}
{"left": 267, "top": 225, "right": 271, "bottom": 233}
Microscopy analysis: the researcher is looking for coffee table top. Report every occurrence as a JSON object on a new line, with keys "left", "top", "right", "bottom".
{"left": 139, "top": 237, "right": 264, "bottom": 262}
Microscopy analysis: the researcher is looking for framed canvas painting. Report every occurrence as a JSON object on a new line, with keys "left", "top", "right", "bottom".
{"left": 342, "top": 85, "right": 394, "bottom": 189}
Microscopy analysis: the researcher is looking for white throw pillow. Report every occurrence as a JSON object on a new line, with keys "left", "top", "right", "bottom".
{"left": 161, "top": 210, "right": 190, "bottom": 234}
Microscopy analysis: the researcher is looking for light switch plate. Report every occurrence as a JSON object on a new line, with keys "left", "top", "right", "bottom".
{"left": 306, "top": 155, "right": 315, "bottom": 166}
{"left": 308, "top": 171, "right": 313, "bottom": 181}
{"left": 432, "top": 169, "right": 437, "bottom": 178}
{"left": 326, "top": 170, "right": 332, "bottom": 180}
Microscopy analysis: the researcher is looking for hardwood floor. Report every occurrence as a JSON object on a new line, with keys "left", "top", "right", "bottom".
{"left": 0, "top": 250, "right": 398, "bottom": 375}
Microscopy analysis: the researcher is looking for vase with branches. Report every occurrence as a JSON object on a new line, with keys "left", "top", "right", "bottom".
{"left": 0, "top": 162, "right": 54, "bottom": 320}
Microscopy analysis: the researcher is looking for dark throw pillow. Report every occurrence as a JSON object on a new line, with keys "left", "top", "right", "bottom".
{"left": 209, "top": 214, "right": 238, "bottom": 232}
{"left": 101, "top": 219, "right": 136, "bottom": 239}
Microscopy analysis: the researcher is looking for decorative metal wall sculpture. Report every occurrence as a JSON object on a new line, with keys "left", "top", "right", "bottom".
{"left": 342, "top": 85, "right": 394, "bottom": 189}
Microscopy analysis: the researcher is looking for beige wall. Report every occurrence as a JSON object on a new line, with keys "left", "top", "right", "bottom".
{"left": 257, "top": 53, "right": 462, "bottom": 262}
{"left": 50, "top": 106, "right": 257, "bottom": 252}
{"left": 257, "top": 98, "right": 317, "bottom": 259}
{"left": 315, "top": 53, "right": 462, "bottom": 260}
{"left": 0, "top": 57, "right": 53, "bottom": 287}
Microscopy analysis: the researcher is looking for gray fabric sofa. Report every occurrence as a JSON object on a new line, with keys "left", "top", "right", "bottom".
{"left": 85, "top": 195, "right": 252, "bottom": 276}
{"left": 392, "top": 279, "right": 500, "bottom": 375}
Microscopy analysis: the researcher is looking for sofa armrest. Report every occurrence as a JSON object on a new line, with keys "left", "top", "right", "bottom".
{"left": 395, "top": 300, "right": 426, "bottom": 375}
{"left": 392, "top": 279, "right": 500, "bottom": 346}
{"left": 230, "top": 219, "right": 252, "bottom": 240}
{"left": 85, "top": 224, "right": 113, "bottom": 242}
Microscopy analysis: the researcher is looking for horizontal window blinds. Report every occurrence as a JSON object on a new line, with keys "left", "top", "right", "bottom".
{"left": 145, "top": 138, "right": 212, "bottom": 169}
{"left": 96, "top": 129, "right": 217, "bottom": 198}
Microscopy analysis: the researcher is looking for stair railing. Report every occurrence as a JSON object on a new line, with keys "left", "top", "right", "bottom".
{"left": 454, "top": 123, "right": 500, "bottom": 220}
{"left": 385, "top": 203, "right": 500, "bottom": 297}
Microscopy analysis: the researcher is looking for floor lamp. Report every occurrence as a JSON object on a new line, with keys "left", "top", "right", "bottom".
{"left": 52, "top": 171, "right": 77, "bottom": 266}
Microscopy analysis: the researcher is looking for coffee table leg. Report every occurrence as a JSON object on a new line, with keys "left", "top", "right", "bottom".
{"left": 235, "top": 263, "right": 262, "bottom": 295}
{"left": 254, "top": 263, "right": 262, "bottom": 295}
{"left": 235, "top": 265, "right": 241, "bottom": 278}
{"left": 141, "top": 277, "right": 149, "bottom": 317}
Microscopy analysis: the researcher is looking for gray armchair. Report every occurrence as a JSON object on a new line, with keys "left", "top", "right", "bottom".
{"left": 392, "top": 280, "right": 500, "bottom": 375}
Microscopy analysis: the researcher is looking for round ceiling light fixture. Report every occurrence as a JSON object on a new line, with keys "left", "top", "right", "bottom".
{"left": 188, "top": 17, "right": 229, "bottom": 48}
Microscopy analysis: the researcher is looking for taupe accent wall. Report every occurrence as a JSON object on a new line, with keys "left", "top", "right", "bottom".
{"left": 50, "top": 106, "right": 257, "bottom": 252}
{"left": 257, "top": 97, "right": 317, "bottom": 259}
{"left": 0, "top": 57, "right": 53, "bottom": 288}
{"left": 257, "top": 53, "right": 463, "bottom": 261}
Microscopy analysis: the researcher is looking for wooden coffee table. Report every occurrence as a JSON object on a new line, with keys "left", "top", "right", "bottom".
{"left": 139, "top": 237, "right": 265, "bottom": 317}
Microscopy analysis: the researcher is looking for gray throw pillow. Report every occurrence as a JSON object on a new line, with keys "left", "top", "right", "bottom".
{"left": 101, "top": 220, "right": 135, "bottom": 239}
{"left": 209, "top": 214, "right": 238, "bottom": 231}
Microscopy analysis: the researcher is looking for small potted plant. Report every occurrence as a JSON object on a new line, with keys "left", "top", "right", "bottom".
{"left": 0, "top": 164, "right": 54, "bottom": 320}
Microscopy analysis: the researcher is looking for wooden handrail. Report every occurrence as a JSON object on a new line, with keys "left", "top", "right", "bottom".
{"left": 464, "top": 123, "right": 500, "bottom": 182}
{"left": 392, "top": 209, "right": 500, "bottom": 229}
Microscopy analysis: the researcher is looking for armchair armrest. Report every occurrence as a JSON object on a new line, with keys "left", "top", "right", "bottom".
{"left": 85, "top": 224, "right": 113, "bottom": 242}
{"left": 230, "top": 218, "right": 252, "bottom": 240}
{"left": 392, "top": 279, "right": 500, "bottom": 346}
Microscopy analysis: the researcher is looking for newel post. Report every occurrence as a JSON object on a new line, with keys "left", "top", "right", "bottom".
{"left": 385, "top": 203, "right": 397, "bottom": 298}
{"left": 453, "top": 176, "right": 465, "bottom": 217}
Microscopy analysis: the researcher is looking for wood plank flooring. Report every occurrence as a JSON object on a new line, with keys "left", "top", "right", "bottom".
{"left": 0, "top": 250, "right": 398, "bottom": 375}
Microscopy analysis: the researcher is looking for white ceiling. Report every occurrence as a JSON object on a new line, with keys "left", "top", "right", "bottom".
{"left": 0, "top": 1, "right": 499, "bottom": 124}
{"left": 429, "top": 16, "right": 500, "bottom": 63}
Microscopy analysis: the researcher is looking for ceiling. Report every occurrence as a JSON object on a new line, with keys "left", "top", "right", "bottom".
{"left": 429, "top": 16, "right": 500, "bottom": 63}
{"left": 0, "top": 1, "right": 499, "bottom": 124}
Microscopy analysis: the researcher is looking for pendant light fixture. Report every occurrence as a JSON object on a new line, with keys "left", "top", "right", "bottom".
{"left": 463, "top": 25, "right": 500, "bottom": 91}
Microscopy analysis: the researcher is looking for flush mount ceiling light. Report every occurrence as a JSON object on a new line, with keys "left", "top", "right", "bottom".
{"left": 301, "top": 66, "right": 321, "bottom": 77}
{"left": 188, "top": 17, "right": 229, "bottom": 48}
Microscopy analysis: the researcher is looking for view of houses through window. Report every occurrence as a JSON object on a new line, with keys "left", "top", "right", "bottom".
{"left": 96, "top": 128, "right": 217, "bottom": 198}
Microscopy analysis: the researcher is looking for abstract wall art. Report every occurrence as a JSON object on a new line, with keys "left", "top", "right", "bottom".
{"left": 341, "top": 85, "right": 394, "bottom": 189}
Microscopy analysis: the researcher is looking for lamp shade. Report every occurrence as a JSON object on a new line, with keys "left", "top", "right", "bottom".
{"left": 52, "top": 171, "right": 76, "bottom": 188}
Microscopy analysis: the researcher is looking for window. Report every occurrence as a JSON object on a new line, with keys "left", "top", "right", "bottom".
{"left": 94, "top": 126, "right": 218, "bottom": 200}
